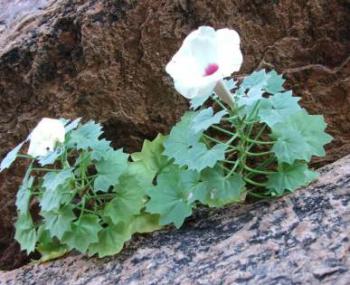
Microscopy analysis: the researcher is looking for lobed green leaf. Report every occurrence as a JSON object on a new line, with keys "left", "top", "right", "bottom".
{"left": 146, "top": 166, "right": 199, "bottom": 228}
{"left": 62, "top": 214, "right": 102, "bottom": 253}
{"left": 94, "top": 149, "right": 128, "bottom": 192}
{"left": 194, "top": 167, "right": 245, "bottom": 207}
{"left": 266, "top": 162, "right": 318, "bottom": 195}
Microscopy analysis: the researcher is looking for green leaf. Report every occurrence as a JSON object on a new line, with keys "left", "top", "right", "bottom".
{"left": 127, "top": 161, "right": 154, "bottom": 186}
{"left": 67, "top": 121, "right": 103, "bottom": 150}
{"left": 64, "top": 118, "right": 81, "bottom": 133}
{"left": 41, "top": 168, "right": 74, "bottom": 211}
{"left": 38, "top": 147, "right": 64, "bottom": 166}
{"left": 191, "top": 107, "right": 227, "bottom": 133}
{"left": 258, "top": 91, "right": 301, "bottom": 127}
{"left": 191, "top": 144, "right": 227, "bottom": 170}
{"left": 165, "top": 112, "right": 202, "bottom": 153}
{"left": 129, "top": 213, "right": 161, "bottom": 234}
{"left": 131, "top": 134, "right": 169, "bottom": 181}
{"left": 88, "top": 223, "right": 131, "bottom": 258}
{"left": 16, "top": 175, "right": 34, "bottom": 214}
{"left": 266, "top": 162, "right": 318, "bottom": 195}
{"left": 190, "top": 93, "right": 212, "bottom": 110}
{"left": 271, "top": 127, "right": 309, "bottom": 164}
{"left": 15, "top": 213, "right": 37, "bottom": 253}
{"left": 146, "top": 166, "right": 199, "bottom": 228}
{"left": 40, "top": 186, "right": 74, "bottom": 212}
{"left": 240, "top": 69, "right": 268, "bottom": 91}
{"left": 224, "top": 78, "right": 237, "bottom": 90}
{"left": 0, "top": 141, "right": 25, "bottom": 172}
{"left": 62, "top": 214, "right": 102, "bottom": 253}
{"left": 194, "top": 167, "right": 245, "bottom": 207}
{"left": 240, "top": 69, "right": 285, "bottom": 95}
{"left": 265, "top": 70, "right": 285, "bottom": 94}
{"left": 272, "top": 111, "right": 333, "bottom": 163}
{"left": 237, "top": 86, "right": 264, "bottom": 108}
{"left": 94, "top": 149, "right": 129, "bottom": 192}
{"left": 91, "top": 139, "right": 112, "bottom": 161}
{"left": 73, "top": 151, "right": 92, "bottom": 176}
{"left": 104, "top": 175, "right": 145, "bottom": 225}
{"left": 36, "top": 226, "right": 68, "bottom": 262}
{"left": 41, "top": 205, "right": 76, "bottom": 239}
{"left": 42, "top": 168, "right": 73, "bottom": 191}
{"left": 164, "top": 112, "right": 227, "bottom": 171}
{"left": 291, "top": 111, "right": 333, "bottom": 158}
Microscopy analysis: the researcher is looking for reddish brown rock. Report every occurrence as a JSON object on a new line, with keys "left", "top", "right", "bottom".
{"left": 0, "top": 0, "right": 349, "bottom": 270}
{"left": 1, "top": 154, "right": 350, "bottom": 284}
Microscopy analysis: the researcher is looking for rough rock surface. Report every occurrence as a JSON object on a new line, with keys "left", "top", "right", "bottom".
{"left": 1, "top": 154, "right": 350, "bottom": 284}
{"left": 1, "top": 0, "right": 350, "bottom": 270}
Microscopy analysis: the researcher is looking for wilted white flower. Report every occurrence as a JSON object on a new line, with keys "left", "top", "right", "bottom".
{"left": 27, "top": 118, "right": 65, "bottom": 157}
{"left": 166, "top": 26, "right": 243, "bottom": 100}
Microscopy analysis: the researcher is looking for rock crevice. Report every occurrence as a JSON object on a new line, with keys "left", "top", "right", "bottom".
{"left": 1, "top": 155, "right": 350, "bottom": 284}
{"left": 0, "top": 0, "right": 350, "bottom": 270}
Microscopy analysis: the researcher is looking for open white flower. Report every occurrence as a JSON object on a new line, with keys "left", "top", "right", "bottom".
{"left": 27, "top": 118, "right": 65, "bottom": 157}
{"left": 166, "top": 26, "right": 243, "bottom": 100}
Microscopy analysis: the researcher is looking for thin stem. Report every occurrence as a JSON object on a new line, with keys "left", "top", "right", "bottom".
{"left": 96, "top": 194, "right": 115, "bottom": 200}
{"left": 243, "top": 163, "right": 275, "bottom": 175}
{"left": 225, "top": 158, "right": 240, "bottom": 178}
{"left": 212, "top": 96, "right": 229, "bottom": 111}
{"left": 247, "top": 191, "right": 269, "bottom": 199}
{"left": 17, "top": 154, "right": 33, "bottom": 159}
{"left": 32, "top": 168, "right": 60, "bottom": 172}
{"left": 75, "top": 206, "right": 96, "bottom": 215}
{"left": 222, "top": 164, "right": 231, "bottom": 172}
{"left": 225, "top": 148, "right": 237, "bottom": 153}
{"left": 203, "top": 134, "right": 224, "bottom": 145}
{"left": 211, "top": 125, "right": 237, "bottom": 137}
{"left": 246, "top": 157, "right": 276, "bottom": 179}
{"left": 246, "top": 150, "right": 272, "bottom": 156}
{"left": 78, "top": 197, "right": 87, "bottom": 219}
{"left": 246, "top": 138, "right": 275, "bottom": 145}
{"left": 244, "top": 177, "right": 267, "bottom": 187}
{"left": 222, "top": 160, "right": 236, "bottom": 164}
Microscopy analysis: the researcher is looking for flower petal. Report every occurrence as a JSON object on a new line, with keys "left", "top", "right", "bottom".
{"left": 216, "top": 28, "right": 243, "bottom": 76}
{"left": 173, "top": 71, "right": 222, "bottom": 99}
{"left": 184, "top": 26, "right": 218, "bottom": 72}
{"left": 28, "top": 118, "right": 65, "bottom": 158}
{"left": 166, "top": 26, "right": 243, "bottom": 99}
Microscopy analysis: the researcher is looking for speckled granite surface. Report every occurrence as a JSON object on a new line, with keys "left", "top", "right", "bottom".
{"left": 1, "top": 155, "right": 350, "bottom": 285}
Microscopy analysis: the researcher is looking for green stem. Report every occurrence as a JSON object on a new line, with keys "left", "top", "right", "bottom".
{"left": 243, "top": 163, "right": 275, "bottom": 175}
{"left": 246, "top": 138, "right": 275, "bottom": 145}
{"left": 246, "top": 157, "right": 276, "bottom": 179}
{"left": 203, "top": 134, "right": 224, "bottom": 145}
{"left": 225, "top": 158, "right": 240, "bottom": 178}
{"left": 247, "top": 191, "right": 269, "bottom": 199}
{"left": 32, "top": 168, "right": 60, "bottom": 172}
{"left": 75, "top": 206, "right": 96, "bottom": 215}
{"left": 212, "top": 95, "right": 229, "bottom": 111}
{"left": 17, "top": 154, "right": 34, "bottom": 159}
{"left": 210, "top": 125, "right": 237, "bottom": 137}
{"left": 246, "top": 150, "right": 272, "bottom": 156}
{"left": 222, "top": 160, "right": 236, "bottom": 164}
{"left": 96, "top": 193, "right": 115, "bottom": 200}
{"left": 244, "top": 177, "right": 267, "bottom": 187}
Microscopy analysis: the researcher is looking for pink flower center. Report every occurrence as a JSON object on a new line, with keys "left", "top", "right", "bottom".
{"left": 204, "top": 63, "right": 219, "bottom": 76}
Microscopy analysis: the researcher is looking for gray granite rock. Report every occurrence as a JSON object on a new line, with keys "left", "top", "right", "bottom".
{"left": 1, "top": 155, "right": 350, "bottom": 284}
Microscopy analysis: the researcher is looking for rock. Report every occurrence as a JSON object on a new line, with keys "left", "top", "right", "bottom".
{"left": 1, "top": 154, "right": 350, "bottom": 284}
{"left": 0, "top": 0, "right": 350, "bottom": 270}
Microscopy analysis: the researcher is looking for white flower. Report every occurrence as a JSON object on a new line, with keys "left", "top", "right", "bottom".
{"left": 27, "top": 118, "right": 65, "bottom": 157}
{"left": 166, "top": 26, "right": 243, "bottom": 100}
